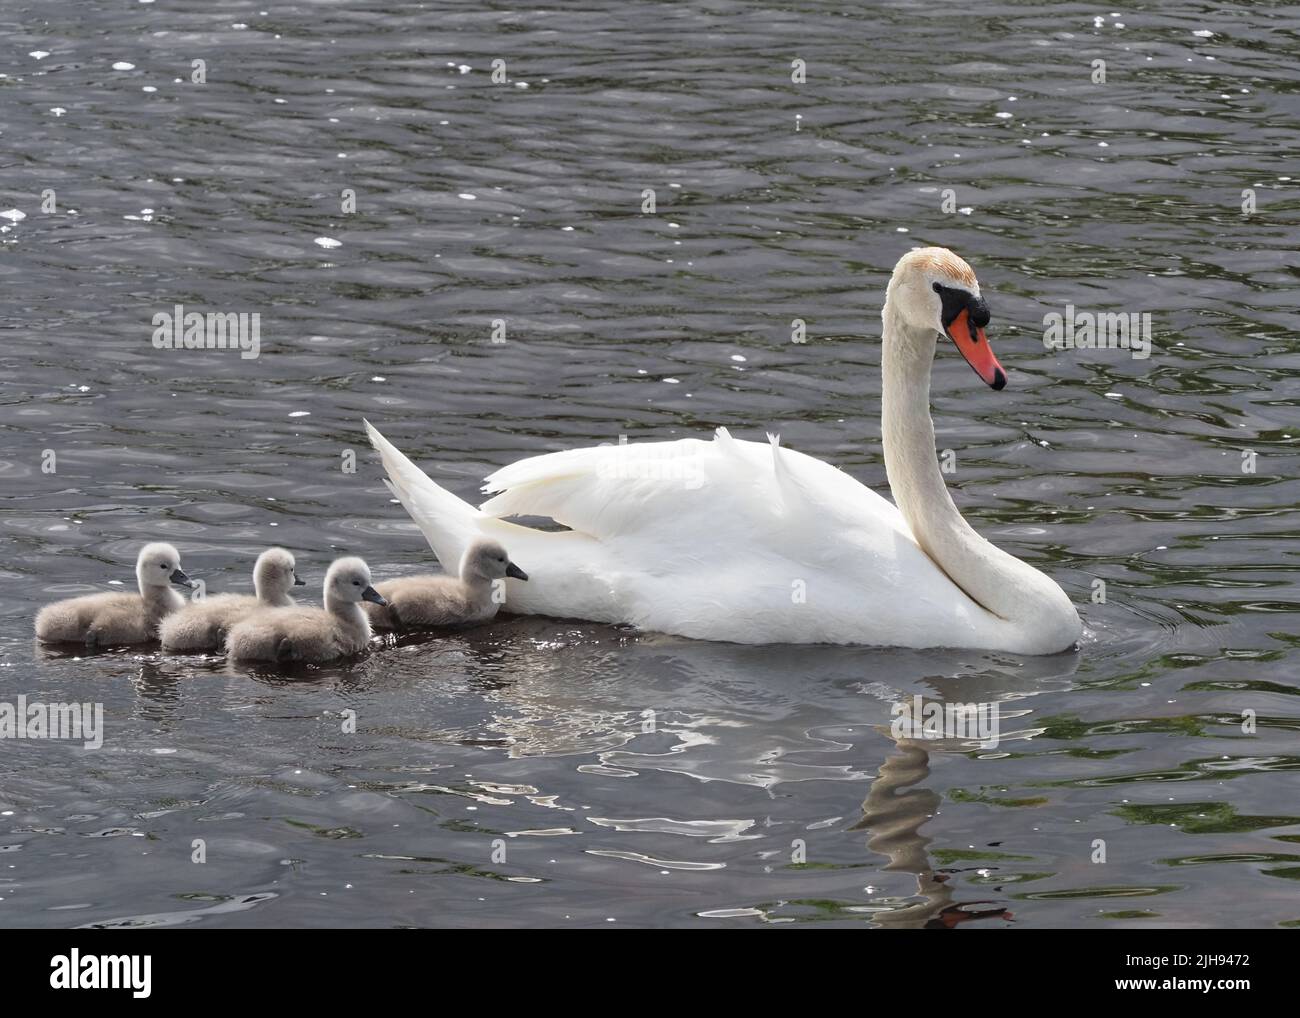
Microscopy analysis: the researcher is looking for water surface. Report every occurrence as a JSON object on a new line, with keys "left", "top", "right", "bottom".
{"left": 1, "top": 1, "right": 1297, "bottom": 928}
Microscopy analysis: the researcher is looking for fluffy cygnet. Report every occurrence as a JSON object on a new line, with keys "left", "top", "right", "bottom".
{"left": 364, "top": 538, "right": 527, "bottom": 630}
{"left": 34, "top": 542, "right": 193, "bottom": 647}
{"left": 159, "top": 547, "right": 305, "bottom": 652}
{"left": 224, "top": 556, "right": 386, "bottom": 663}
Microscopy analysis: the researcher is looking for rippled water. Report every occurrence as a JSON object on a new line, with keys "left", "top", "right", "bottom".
{"left": 1, "top": 1, "right": 1297, "bottom": 928}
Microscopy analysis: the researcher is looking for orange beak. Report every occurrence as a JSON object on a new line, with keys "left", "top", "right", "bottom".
{"left": 945, "top": 308, "right": 1006, "bottom": 390}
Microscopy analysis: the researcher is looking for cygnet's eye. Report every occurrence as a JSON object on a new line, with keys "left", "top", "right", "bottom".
{"left": 352, "top": 580, "right": 361, "bottom": 586}
{"left": 160, "top": 563, "right": 169, "bottom": 570}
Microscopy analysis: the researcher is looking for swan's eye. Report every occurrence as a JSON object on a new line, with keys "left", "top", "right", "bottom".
{"left": 933, "top": 282, "right": 989, "bottom": 334}
{"left": 933, "top": 282, "right": 968, "bottom": 328}
{"left": 160, "top": 564, "right": 169, "bottom": 570}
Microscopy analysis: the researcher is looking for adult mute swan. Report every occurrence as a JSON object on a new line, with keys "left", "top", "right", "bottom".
{"left": 365, "top": 247, "right": 1082, "bottom": 654}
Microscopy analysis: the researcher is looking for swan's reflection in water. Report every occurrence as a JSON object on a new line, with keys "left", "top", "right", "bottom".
{"left": 845, "top": 648, "right": 1080, "bottom": 928}
{"left": 849, "top": 739, "right": 1009, "bottom": 929}
{"left": 851, "top": 739, "right": 949, "bottom": 925}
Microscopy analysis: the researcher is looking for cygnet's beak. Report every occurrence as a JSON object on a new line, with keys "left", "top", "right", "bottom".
{"left": 506, "top": 562, "right": 529, "bottom": 581}
{"left": 293, "top": 572, "right": 307, "bottom": 586}
{"left": 170, "top": 568, "right": 194, "bottom": 589}
{"left": 361, "top": 585, "right": 388, "bottom": 606}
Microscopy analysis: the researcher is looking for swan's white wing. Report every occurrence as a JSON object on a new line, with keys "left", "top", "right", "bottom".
{"left": 481, "top": 427, "right": 911, "bottom": 559}
{"left": 477, "top": 428, "right": 997, "bottom": 643}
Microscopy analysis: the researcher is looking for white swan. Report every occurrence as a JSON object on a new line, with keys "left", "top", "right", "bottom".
{"left": 364, "top": 247, "right": 1081, "bottom": 654}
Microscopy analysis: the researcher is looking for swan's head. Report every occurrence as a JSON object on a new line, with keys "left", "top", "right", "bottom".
{"left": 461, "top": 539, "right": 528, "bottom": 583}
{"left": 885, "top": 247, "right": 1005, "bottom": 390}
{"left": 325, "top": 556, "right": 388, "bottom": 606}
{"left": 253, "top": 547, "right": 305, "bottom": 600}
{"left": 137, "top": 542, "right": 192, "bottom": 589}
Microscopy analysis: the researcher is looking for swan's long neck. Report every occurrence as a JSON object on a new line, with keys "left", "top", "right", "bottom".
{"left": 880, "top": 299, "right": 1072, "bottom": 630}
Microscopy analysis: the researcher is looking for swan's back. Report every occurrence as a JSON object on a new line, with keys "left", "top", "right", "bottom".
{"left": 482, "top": 428, "right": 908, "bottom": 552}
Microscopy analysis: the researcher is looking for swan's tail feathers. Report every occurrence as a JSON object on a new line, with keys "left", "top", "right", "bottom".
{"left": 363, "top": 419, "right": 483, "bottom": 566}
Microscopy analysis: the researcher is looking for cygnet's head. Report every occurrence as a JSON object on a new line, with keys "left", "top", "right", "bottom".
{"left": 137, "top": 542, "right": 192, "bottom": 590}
{"left": 460, "top": 539, "right": 528, "bottom": 584}
{"left": 325, "top": 556, "right": 387, "bottom": 606}
{"left": 253, "top": 547, "right": 305, "bottom": 600}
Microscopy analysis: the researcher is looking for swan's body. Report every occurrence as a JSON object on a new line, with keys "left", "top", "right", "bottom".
{"left": 34, "top": 543, "right": 193, "bottom": 647}
{"left": 225, "top": 557, "right": 385, "bottom": 663}
{"left": 365, "top": 539, "right": 527, "bottom": 630}
{"left": 160, "top": 547, "right": 304, "bottom": 651}
{"left": 364, "top": 248, "right": 1081, "bottom": 653}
